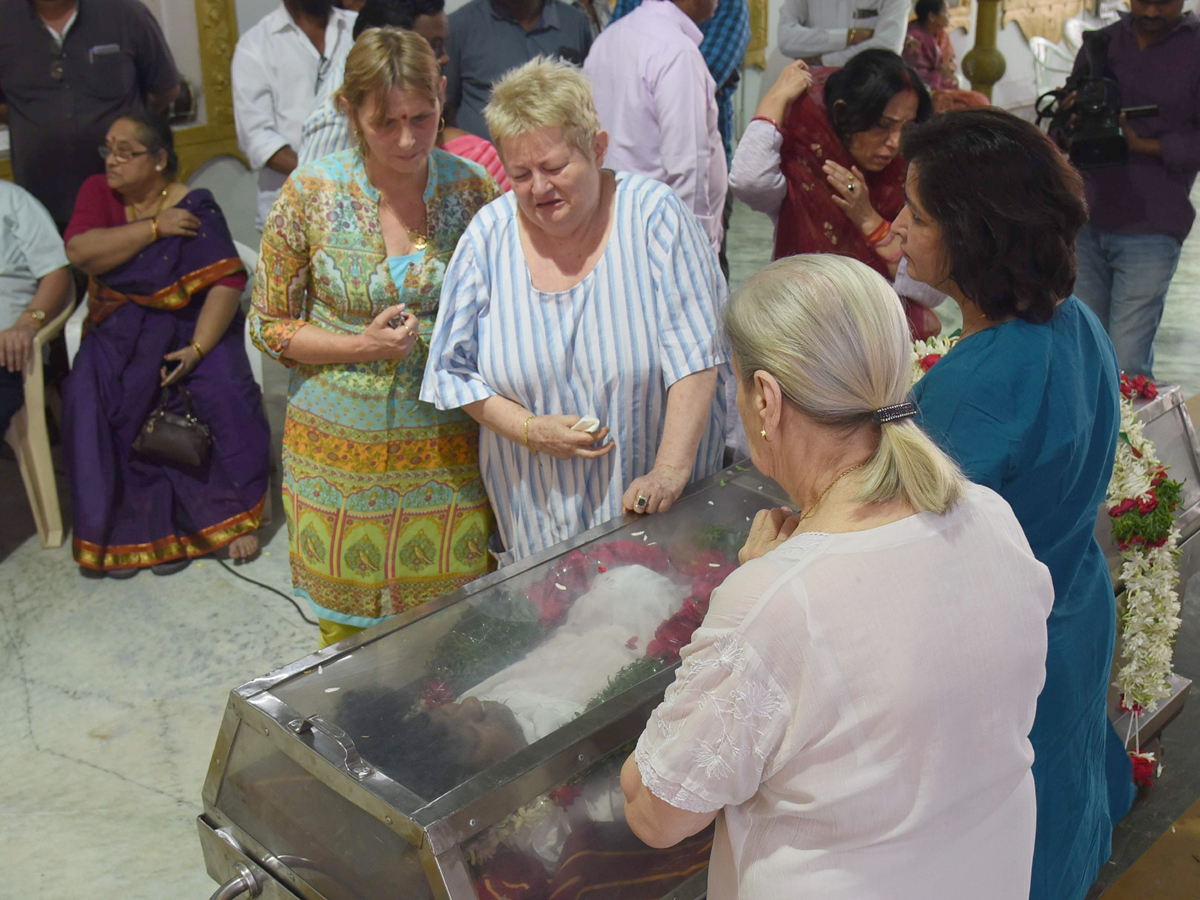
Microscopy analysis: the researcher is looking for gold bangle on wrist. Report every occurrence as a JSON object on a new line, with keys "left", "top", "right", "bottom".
{"left": 191, "top": 340, "right": 205, "bottom": 361}
{"left": 150, "top": 216, "right": 160, "bottom": 241}
{"left": 523, "top": 414, "right": 537, "bottom": 456}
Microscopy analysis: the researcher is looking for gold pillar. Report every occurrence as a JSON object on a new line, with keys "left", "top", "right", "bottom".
{"left": 962, "top": 0, "right": 1007, "bottom": 101}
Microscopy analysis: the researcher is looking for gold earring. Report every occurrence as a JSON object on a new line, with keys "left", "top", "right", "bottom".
{"left": 760, "top": 429, "right": 768, "bottom": 441}
{"left": 438, "top": 116, "right": 446, "bottom": 131}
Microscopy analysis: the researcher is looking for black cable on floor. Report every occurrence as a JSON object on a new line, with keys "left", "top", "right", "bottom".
{"left": 217, "top": 558, "right": 319, "bottom": 626}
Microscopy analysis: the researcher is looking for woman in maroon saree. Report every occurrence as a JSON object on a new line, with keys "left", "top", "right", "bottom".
{"left": 730, "top": 50, "right": 943, "bottom": 340}
{"left": 63, "top": 112, "right": 269, "bottom": 576}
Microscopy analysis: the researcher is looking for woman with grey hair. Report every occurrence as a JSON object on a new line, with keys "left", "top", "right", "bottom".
{"left": 619, "top": 254, "right": 1053, "bottom": 900}
{"left": 422, "top": 57, "right": 727, "bottom": 565}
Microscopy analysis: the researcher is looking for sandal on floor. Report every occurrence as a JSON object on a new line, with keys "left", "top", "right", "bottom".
{"left": 151, "top": 559, "right": 191, "bottom": 576}
{"left": 80, "top": 566, "right": 137, "bottom": 579}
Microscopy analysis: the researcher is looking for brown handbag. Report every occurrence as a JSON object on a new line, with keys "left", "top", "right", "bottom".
{"left": 132, "top": 383, "right": 212, "bottom": 467}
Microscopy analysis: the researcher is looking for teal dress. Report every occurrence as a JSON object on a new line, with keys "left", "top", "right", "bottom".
{"left": 911, "top": 296, "right": 1135, "bottom": 900}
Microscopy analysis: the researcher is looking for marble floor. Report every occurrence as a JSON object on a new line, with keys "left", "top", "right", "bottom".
{"left": 1, "top": 190, "right": 1198, "bottom": 899}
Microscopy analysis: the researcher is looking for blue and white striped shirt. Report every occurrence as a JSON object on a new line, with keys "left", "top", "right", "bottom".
{"left": 298, "top": 93, "right": 353, "bottom": 167}
{"left": 421, "top": 173, "right": 729, "bottom": 564}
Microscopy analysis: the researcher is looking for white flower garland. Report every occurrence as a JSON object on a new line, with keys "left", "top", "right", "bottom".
{"left": 912, "top": 343, "right": 1184, "bottom": 783}
{"left": 1106, "top": 390, "right": 1182, "bottom": 714}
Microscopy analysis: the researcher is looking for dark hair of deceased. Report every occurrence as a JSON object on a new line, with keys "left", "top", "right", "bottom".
{"left": 901, "top": 108, "right": 1087, "bottom": 324}
{"left": 353, "top": 0, "right": 445, "bottom": 38}
{"left": 914, "top": 0, "right": 947, "bottom": 23}
{"left": 823, "top": 49, "right": 933, "bottom": 144}
{"left": 121, "top": 110, "right": 179, "bottom": 178}
{"left": 335, "top": 687, "right": 479, "bottom": 800}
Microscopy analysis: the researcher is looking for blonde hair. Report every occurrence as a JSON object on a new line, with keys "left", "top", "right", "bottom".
{"left": 335, "top": 29, "right": 441, "bottom": 150}
{"left": 484, "top": 56, "right": 601, "bottom": 157}
{"left": 725, "top": 255, "right": 966, "bottom": 515}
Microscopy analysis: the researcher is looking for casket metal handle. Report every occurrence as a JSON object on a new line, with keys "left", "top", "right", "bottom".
{"left": 288, "top": 715, "right": 374, "bottom": 780}
{"left": 207, "top": 862, "right": 261, "bottom": 900}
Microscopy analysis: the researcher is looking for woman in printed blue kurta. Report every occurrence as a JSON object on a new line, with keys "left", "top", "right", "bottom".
{"left": 421, "top": 58, "right": 727, "bottom": 565}
{"left": 898, "top": 109, "right": 1135, "bottom": 900}
{"left": 249, "top": 31, "right": 501, "bottom": 647}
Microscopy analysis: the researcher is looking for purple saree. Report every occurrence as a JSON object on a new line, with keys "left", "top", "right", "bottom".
{"left": 63, "top": 176, "right": 270, "bottom": 570}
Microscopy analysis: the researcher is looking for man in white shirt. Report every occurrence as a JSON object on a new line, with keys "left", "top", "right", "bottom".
{"left": 232, "top": 0, "right": 357, "bottom": 229}
{"left": 583, "top": 0, "right": 726, "bottom": 257}
{"left": 778, "top": 0, "right": 908, "bottom": 67}
{"left": 0, "top": 181, "right": 73, "bottom": 437}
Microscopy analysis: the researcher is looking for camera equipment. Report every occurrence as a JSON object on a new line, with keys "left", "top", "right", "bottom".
{"left": 1036, "top": 31, "right": 1158, "bottom": 170}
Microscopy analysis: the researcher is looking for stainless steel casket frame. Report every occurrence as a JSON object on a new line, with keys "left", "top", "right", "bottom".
{"left": 200, "top": 464, "right": 791, "bottom": 900}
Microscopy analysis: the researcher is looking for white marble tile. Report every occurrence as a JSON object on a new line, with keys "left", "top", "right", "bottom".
{"left": 0, "top": 512, "right": 312, "bottom": 898}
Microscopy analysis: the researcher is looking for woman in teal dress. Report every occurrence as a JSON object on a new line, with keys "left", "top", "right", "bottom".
{"left": 894, "top": 109, "right": 1135, "bottom": 900}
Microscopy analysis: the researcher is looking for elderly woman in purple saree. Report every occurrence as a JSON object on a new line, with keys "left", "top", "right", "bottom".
{"left": 63, "top": 113, "right": 269, "bottom": 576}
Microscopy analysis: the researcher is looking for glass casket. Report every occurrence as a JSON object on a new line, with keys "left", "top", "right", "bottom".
{"left": 198, "top": 465, "right": 790, "bottom": 900}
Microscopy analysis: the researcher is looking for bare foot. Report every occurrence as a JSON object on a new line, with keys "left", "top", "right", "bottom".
{"left": 228, "top": 533, "right": 259, "bottom": 561}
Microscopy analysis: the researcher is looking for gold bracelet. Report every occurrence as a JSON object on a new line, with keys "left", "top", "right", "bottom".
{"left": 191, "top": 340, "right": 205, "bottom": 361}
{"left": 150, "top": 216, "right": 160, "bottom": 241}
{"left": 523, "top": 414, "right": 537, "bottom": 456}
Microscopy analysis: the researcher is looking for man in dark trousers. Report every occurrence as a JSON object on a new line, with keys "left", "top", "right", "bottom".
{"left": 0, "top": 0, "right": 180, "bottom": 231}
{"left": 1071, "top": 0, "right": 1200, "bottom": 378}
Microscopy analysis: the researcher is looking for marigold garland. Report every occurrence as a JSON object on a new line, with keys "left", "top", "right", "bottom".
{"left": 912, "top": 343, "right": 1186, "bottom": 785}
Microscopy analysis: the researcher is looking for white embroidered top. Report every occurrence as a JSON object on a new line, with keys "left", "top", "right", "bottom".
{"left": 635, "top": 482, "right": 1053, "bottom": 900}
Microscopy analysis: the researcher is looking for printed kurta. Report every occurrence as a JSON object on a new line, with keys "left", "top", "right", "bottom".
{"left": 421, "top": 173, "right": 729, "bottom": 565}
{"left": 250, "top": 148, "right": 501, "bottom": 626}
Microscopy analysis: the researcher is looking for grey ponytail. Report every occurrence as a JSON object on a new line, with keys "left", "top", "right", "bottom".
{"left": 724, "top": 254, "right": 966, "bottom": 514}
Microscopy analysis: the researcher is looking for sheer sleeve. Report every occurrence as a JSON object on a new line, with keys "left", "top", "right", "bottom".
{"left": 635, "top": 627, "right": 791, "bottom": 814}
{"left": 248, "top": 176, "right": 311, "bottom": 366}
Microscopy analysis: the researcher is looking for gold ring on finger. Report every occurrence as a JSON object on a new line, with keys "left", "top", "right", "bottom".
{"left": 635, "top": 493, "right": 648, "bottom": 510}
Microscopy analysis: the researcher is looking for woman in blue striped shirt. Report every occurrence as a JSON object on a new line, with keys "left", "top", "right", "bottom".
{"left": 422, "top": 57, "right": 728, "bottom": 565}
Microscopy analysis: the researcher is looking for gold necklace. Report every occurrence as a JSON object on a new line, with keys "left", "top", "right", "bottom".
{"left": 799, "top": 461, "right": 867, "bottom": 523}
{"left": 378, "top": 193, "right": 428, "bottom": 251}
{"left": 126, "top": 185, "right": 170, "bottom": 223}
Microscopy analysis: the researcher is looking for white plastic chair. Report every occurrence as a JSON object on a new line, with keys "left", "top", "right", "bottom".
{"left": 1063, "top": 17, "right": 1088, "bottom": 54}
{"left": 5, "top": 297, "right": 76, "bottom": 548}
{"left": 64, "top": 292, "right": 88, "bottom": 365}
{"left": 234, "top": 240, "right": 264, "bottom": 390}
{"left": 1029, "top": 36, "right": 1077, "bottom": 100}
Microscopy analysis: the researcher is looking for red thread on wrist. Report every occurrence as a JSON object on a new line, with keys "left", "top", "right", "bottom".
{"left": 750, "top": 115, "right": 782, "bottom": 135}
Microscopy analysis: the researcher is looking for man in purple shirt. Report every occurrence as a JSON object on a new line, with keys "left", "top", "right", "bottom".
{"left": 1070, "top": 0, "right": 1200, "bottom": 378}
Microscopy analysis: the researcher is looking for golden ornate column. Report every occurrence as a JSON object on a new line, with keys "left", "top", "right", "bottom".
{"left": 962, "top": 0, "right": 1007, "bottom": 100}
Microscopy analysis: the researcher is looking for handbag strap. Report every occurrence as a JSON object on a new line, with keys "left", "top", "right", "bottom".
{"left": 151, "top": 386, "right": 171, "bottom": 417}
{"left": 175, "top": 383, "right": 200, "bottom": 422}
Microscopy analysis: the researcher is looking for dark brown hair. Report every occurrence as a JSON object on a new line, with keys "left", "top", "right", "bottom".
{"left": 901, "top": 107, "right": 1087, "bottom": 324}
{"left": 824, "top": 49, "right": 932, "bottom": 145}
{"left": 120, "top": 109, "right": 179, "bottom": 178}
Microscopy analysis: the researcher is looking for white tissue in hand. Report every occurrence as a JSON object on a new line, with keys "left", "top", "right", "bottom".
{"left": 571, "top": 415, "right": 601, "bottom": 433}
